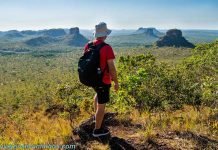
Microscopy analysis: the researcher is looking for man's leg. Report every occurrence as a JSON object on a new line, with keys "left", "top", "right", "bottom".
{"left": 95, "top": 103, "right": 106, "bottom": 129}
{"left": 94, "top": 94, "right": 97, "bottom": 112}
{"left": 93, "top": 85, "right": 110, "bottom": 137}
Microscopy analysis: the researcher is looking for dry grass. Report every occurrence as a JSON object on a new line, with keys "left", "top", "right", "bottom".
{"left": 0, "top": 111, "right": 71, "bottom": 144}
{"left": 1, "top": 106, "right": 217, "bottom": 150}
{"left": 128, "top": 106, "right": 217, "bottom": 139}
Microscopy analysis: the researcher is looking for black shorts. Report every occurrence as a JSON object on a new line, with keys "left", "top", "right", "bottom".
{"left": 93, "top": 84, "right": 111, "bottom": 104}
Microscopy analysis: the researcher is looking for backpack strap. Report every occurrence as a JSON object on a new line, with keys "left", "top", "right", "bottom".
{"left": 95, "top": 42, "right": 108, "bottom": 51}
{"left": 95, "top": 42, "right": 109, "bottom": 75}
{"left": 87, "top": 41, "right": 94, "bottom": 48}
{"left": 87, "top": 41, "right": 107, "bottom": 50}
{"left": 88, "top": 42, "right": 108, "bottom": 74}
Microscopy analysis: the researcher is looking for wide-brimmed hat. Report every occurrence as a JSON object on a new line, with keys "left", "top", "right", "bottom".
{"left": 93, "top": 22, "right": 112, "bottom": 38}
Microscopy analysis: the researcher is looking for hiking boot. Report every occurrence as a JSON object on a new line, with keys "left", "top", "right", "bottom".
{"left": 92, "top": 127, "right": 110, "bottom": 137}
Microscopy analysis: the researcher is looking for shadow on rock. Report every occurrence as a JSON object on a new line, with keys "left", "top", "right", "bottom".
{"left": 72, "top": 112, "right": 139, "bottom": 149}
{"left": 72, "top": 112, "right": 118, "bottom": 144}
{"left": 175, "top": 131, "right": 218, "bottom": 149}
{"left": 109, "top": 137, "right": 137, "bottom": 150}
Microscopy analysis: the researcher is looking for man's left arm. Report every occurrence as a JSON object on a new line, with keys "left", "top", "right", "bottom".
{"left": 107, "top": 59, "right": 119, "bottom": 91}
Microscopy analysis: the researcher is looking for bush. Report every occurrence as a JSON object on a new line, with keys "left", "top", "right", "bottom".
{"left": 114, "top": 41, "right": 217, "bottom": 112}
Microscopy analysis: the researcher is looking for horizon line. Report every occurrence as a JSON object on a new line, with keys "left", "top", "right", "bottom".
{"left": 1, "top": 27, "right": 218, "bottom": 32}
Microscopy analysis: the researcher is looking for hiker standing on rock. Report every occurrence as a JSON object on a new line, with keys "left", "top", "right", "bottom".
{"left": 78, "top": 22, "right": 118, "bottom": 137}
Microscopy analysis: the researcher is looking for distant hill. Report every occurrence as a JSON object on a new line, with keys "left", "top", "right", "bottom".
{"left": 4, "top": 32, "right": 24, "bottom": 38}
{"left": 24, "top": 27, "right": 88, "bottom": 47}
{"left": 3, "top": 30, "right": 24, "bottom": 38}
{"left": 0, "top": 28, "right": 218, "bottom": 48}
{"left": 133, "top": 27, "right": 163, "bottom": 37}
{"left": 25, "top": 36, "right": 58, "bottom": 46}
{"left": 156, "top": 29, "right": 195, "bottom": 48}
{"left": 21, "top": 30, "right": 38, "bottom": 36}
{"left": 39, "top": 29, "right": 66, "bottom": 37}
{"left": 107, "top": 27, "right": 162, "bottom": 46}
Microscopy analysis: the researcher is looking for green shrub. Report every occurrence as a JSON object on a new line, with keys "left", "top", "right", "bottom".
{"left": 114, "top": 41, "right": 217, "bottom": 112}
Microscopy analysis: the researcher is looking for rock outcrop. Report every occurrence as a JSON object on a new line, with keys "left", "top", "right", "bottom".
{"left": 65, "top": 27, "right": 88, "bottom": 47}
{"left": 156, "top": 29, "right": 195, "bottom": 48}
{"left": 134, "top": 27, "right": 163, "bottom": 37}
{"left": 69, "top": 27, "right": 80, "bottom": 35}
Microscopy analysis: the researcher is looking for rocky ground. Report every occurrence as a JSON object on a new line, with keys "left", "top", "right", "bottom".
{"left": 65, "top": 113, "right": 218, "bottom": 150}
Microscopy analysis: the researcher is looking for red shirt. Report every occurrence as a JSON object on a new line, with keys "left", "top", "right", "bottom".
{"left": 84, "top": 40, "right": 115, "bottom": 84}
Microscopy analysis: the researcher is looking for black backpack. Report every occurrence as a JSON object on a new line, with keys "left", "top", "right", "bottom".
{"left": 78, "top": 42, "right": 107, "bottom": 87}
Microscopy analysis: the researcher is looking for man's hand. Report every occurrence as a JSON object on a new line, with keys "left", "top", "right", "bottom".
{"left": 114, "top": 83, "right": 119, "bottom": 92}
{"left": 107, "top": 59, "right": 118, "bottom": 92}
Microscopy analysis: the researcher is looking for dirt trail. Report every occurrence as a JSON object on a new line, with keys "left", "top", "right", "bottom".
{"left": 66, "top": 113, "right": 218, "bottom": 150}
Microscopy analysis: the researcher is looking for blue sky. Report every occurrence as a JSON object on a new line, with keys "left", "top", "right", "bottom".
{"left": 0, "top": 0, "right": 217, "bottom": 31}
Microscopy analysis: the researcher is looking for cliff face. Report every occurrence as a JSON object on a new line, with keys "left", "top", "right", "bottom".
{"left": 69, "top": 27, "right": 80, "bottom": 35}
{"left": 156, "top": 29, "right": 195, "bottom": 48}
{"left": 65, "top": 27, "right": 88, "bottom": 47}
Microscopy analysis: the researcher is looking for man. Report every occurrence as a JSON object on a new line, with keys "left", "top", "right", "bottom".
{"left": 84, "top": 22, "right": 118, "bottom": 137}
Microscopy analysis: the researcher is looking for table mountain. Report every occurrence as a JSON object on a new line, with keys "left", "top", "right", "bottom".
{"left": 63, "top": 27, "right": 88, "bottom": 47}
{"left": 156, "top": 29, "right": 195, "bottom": 48}
{"left": 134, "top": 27, "right": 163, "bottom": 37}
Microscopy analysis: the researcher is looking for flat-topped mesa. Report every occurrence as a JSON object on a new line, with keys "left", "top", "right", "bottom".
{"left": 166, "top": 29, "right": 182, "bottom": 38}
{"left": 156, "top": 29, "right": 195, "bottom": 48}
{"left": 65, "top": 27, "right": 88, "bottom": 46}
{"left": 69, "top": 27, "right": 80, "bottom": 35}
{"left": 134, "top": 27, "right": 163, "bottom": 37}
